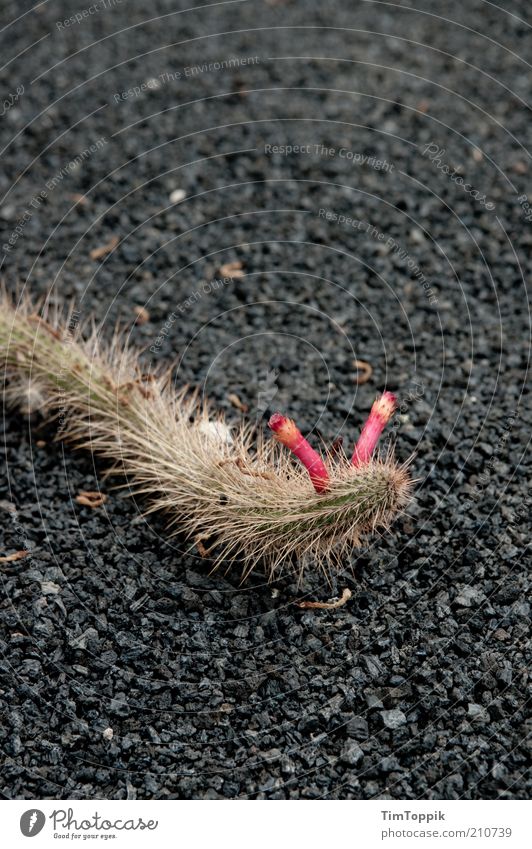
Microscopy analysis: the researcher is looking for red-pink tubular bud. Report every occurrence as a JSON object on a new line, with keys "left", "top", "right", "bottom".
{"left": 351, "top": 391, "right": 396, "bottom": 466}
{"left": 269, "top": 413, "right": 330, "bottom": 492}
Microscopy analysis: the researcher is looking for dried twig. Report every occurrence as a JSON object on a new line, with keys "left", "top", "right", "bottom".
{"left": 227, "top": 392, "right": 248, "bottom": 413}
{"left": 133, "top": 306, "right": 150, "bottom": 325}
{"left": 0, "top": 550, "right": 31, "bottom": 563}
{"left": 195, "top": 537, "right": 209, "bottom": 557}
{"left": 218, "top": 260, "right": 244, "bottom": 279}
{"left": 28, "top": 314, "right": 62, "bottom": 340}
{"left": 353, "top": 359, "right": 373, "bottom": 385}
{"left": 76, "top": 490, "right": 108, "bottom": 509}
{"left": 295, "top": 588, "right": 352, "bottom": 610}
{"left": 90, "top": 235, "right": 119, "bottom": 261}
{"left": 70, "top": 193, "right": 89, "bottom": 206}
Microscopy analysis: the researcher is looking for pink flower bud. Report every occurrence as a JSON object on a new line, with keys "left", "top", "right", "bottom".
{"left": 351, "top": 391, "right": 396, "bottom": 466}
{"left": 269, "top": 413, "right": 329, "bottom": 492}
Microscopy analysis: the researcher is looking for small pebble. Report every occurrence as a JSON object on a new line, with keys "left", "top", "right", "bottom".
{"left": 381, "top": 709, "right": 407, "bottom": 730}
{"left": 169, "top": 189, "right": 186, "bottom": 204}
{"left": 340, "top": 741, "right": 364, "bottom": 766}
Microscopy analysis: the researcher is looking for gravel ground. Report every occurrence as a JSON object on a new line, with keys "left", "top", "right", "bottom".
{"left": 0, "top": 0, "right": 530, "bottom": 800}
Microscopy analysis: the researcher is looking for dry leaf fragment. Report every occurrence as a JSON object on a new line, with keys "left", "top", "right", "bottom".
{"left": 218, "top": 260, "right": 245, "bottom": 279}
{"left": 90, "top": 235, "right": 119, "bottom": 261}
{"left": 227, "top": 392, "right": 249, "bottom": 413}
{"left": 70, "top": 193, "right": 89, "bottom": 206}
{"left": 353, "top": 359, "right": 373, "bottom": 385}
{"left": 0, "top": 550, "right": 31, "bottom": 563}
{"left": 329, "top": 435, "right": 345, "bottom": 458}
{"left": 76, "top": 490, "right": 108, "bottom": 508}
{"left": 195, "top": 537, "right": 209, "bottom": 558}
{"left": 28, "top": 314, "right": 62, "bottom": 340}
{"left": 133, "top": 306, "right": 150, "bottom": 325}
{"left": 295, "top": 587, "right": 352, "bottom": 610}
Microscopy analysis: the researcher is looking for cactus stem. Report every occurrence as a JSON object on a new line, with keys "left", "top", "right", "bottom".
{"left": 269, "top": 413, "right": 330, "bottom": 492}
{"left": 352, "top": 391, "right": 396, "bottom": 466}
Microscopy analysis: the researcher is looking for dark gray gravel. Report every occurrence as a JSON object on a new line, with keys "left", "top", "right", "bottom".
{"left": 0, "top": 0, "right": 530, "bottom": 800}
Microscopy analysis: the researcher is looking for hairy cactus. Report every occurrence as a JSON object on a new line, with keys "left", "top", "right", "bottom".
{"left": 0, "top": 291, "right": 412, "bottom": 580}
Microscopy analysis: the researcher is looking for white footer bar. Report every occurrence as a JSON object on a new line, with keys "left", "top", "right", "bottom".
{"left": 4, "top": 799, "right": 530, "bottom": 848}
